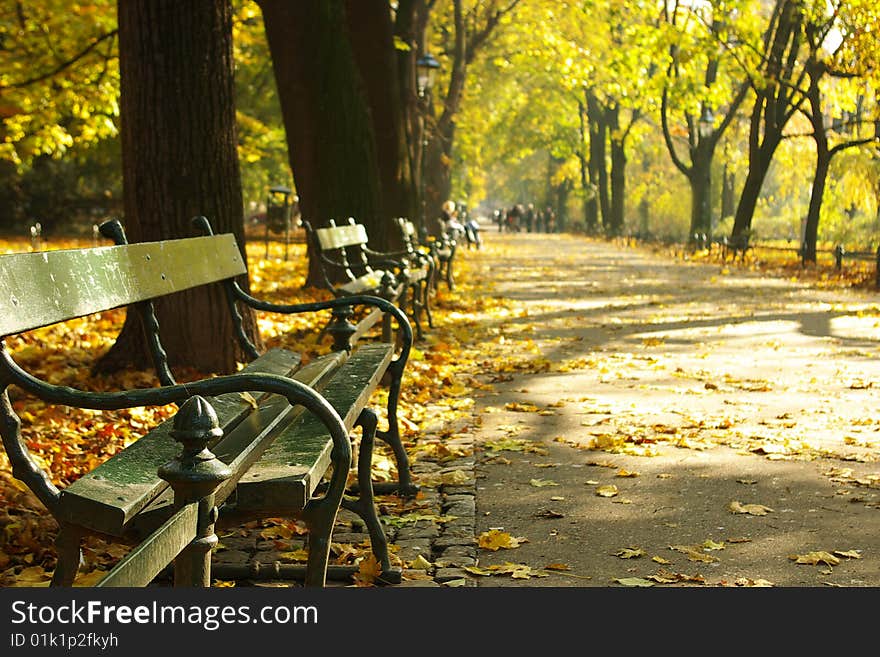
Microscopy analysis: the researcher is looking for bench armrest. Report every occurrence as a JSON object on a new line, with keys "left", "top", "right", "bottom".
{"left": 229, "top": 286, "right": 412, "bottom": 369}
{"left": 0, "top": 346, "right": 353, "bottom": 517}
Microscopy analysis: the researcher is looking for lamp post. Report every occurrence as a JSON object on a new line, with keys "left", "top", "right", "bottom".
{"left": 698, "top": 105, "right": 714, "bottom": 139}
{"left": 416, "top": 53, "right": 440, "bottom": 242}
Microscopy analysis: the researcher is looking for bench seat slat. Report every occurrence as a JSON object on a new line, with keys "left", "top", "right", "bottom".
{"left": 58, "top": 348, "right": 309, "bottom": 536}
{"left": 336, "top": 271, "right": 396, "bottom": 296}
{"left": 0, "top": 235, "right": 245, "bottom": 336}
{"left": 96, "top": 503, "right": 198, "bottom": 588}
{"left": 234, "top": 343, "right": 393, "bottom": 512}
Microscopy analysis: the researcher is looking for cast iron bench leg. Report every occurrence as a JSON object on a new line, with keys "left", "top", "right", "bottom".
{"left": 51, "top": 523, "right": 86, "bottom": 586}
{"left": 422, "top": 278, "right": 434, "bottom": 328}
{"left": 341, "top": 408, "right": 400, "bottom": 583}
{"left": 374, "top": 360, "right": 418, "bottom": 497}
{"left": 300, "top": 432, "right": 351, "bottom": 587}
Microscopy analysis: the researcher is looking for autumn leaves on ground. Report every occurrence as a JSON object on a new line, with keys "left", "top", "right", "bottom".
{"left": 1, "top": 229, "right": 879, "bottom": 587}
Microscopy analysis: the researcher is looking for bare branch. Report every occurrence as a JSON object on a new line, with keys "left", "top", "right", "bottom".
{"left": 1, "top": 29, "right": 118, "bottom": 91}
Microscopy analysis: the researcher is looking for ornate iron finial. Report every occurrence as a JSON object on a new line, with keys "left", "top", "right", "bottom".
{"left": 159, "top": 396, "right": 230, "bottom": 487}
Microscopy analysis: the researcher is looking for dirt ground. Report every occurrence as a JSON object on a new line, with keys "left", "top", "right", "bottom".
{"left": 462, "top": 230, "right": 880, "bottom": 587}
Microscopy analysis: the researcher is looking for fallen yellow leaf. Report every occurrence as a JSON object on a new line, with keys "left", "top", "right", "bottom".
{"left": 478, "top": 529, "right": 527, "bottom": 551}
{"left": 789, "top": 551, "right": 840, "bottom": 566}
{"left": 614, "top": 547, "right": 646, "bottom": 559}
{"left": 596, "top": 484, "right": 619, "bottom": 497}
{"left": 728, "top": 500, "right": 774, "bottom": 515}
{"left": 614, "top": 577, "right": 654, "bottom": 587}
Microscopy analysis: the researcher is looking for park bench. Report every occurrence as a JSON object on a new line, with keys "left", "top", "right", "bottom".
{"left": 395, "top": 217, "right": 456, "bottom": 292}
{"left": 304, "top": 218, "right": 430, "bottom": 340}
{"left": 721, "top": 231, "right": 752, "bottom": 263}
{"left": 393, "top": 218, "right": 435, "bottom": 329}
{"left": 0, "top": 217, "right": 416, "bottom": 588}
{"left": 427, "top": 231, "right": 457, "bottom": 291}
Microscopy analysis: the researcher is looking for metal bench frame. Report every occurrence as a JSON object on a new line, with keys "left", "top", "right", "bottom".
{"left": 0, "top": 217, "right": 416, "bottom": 587}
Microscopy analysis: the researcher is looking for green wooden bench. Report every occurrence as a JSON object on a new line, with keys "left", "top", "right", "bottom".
{"left": 394, "top": 218, "right": 436, "bottom": 329}
{"left": 0, "top": 217, "right": 416, "bottom": 587}
{"left": 304, "top": 218, "right": 431, "bottom": 341}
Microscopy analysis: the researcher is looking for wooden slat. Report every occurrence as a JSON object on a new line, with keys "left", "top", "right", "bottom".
{"left": 0, "top": 234, "right": 245, "bottom": 336}
{"left": 235, "top": 343, "right": 394, "bottom": 512}
{"left": 58, "top": 348, "right": 304, "bottom": 536}
{"left": 131, "top": 351, "right": 349, "bottom": 535}
{"left": 96, "top": 504, "right": 198, "bottom": 588}
{"left": 337, "top": 271, "right": 388, "bottom": 296}
{"left": 315, "top": 223, "right": 368, "bottom": 250}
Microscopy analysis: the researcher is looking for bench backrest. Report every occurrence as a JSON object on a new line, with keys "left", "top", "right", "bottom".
{"left": 398, "top": 218, "right": 416, "bottom": 240}
{"left": 307, "top": 219, "right": 381, "bottom": 285}
{"left": 0, "top": 234, "right": 245, "bottom": 337}
{"left": 314, "top": 221, "right": 369, "bottom": 250}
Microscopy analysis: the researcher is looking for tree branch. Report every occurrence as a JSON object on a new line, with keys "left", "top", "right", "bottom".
{"left": 1, "top": 29, "right": 118, "bottom": 90}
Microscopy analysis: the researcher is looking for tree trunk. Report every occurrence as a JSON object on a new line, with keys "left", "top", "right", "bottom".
{"left": 690, "top": 143, "right": 712, "bottom": 238}
{"left": 721, "top": 163, "right": 736, "bottom": 222}
{"left": 732, "top": 133, "right": 780, "bottom": 238}
{"left": 259, "top": 0, "right": 383, "bottom": 285}
{"left": 802, "top": 152, "right": 829, "bottom": 263}
{"left": 732, "top": 0, "right": 804, "bottom": 240}
{"left": 586, "top": 91, "right": 609, "bottom": 233}
{"left": 393, "top": 0, "right": 422, "bottom": 228}
{"left": 424, "top": 0, "right": 465, "bottom": 237}
{"left": 608, "top": 105, "right": 625, "bottom": 236}
{"left": 346, "top": 0, "right": 411, "bottom": 246}
{"left": 578, "top": 99, "right": 598, "bottom": 233}
{"left": 96, "top": 0, "right": 259, "bottom": 376}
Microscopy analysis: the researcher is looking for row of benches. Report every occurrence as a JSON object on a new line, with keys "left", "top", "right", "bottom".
{"left": 304, "top": 217, "right": 457, "bottom": 343}
{"left": 0, "top": 214, "right": 455, "bottom": 588}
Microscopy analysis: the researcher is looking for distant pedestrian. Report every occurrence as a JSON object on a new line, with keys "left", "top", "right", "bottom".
{"left": 507, "top": 204, "right": 522, "bottom": 232}
{"left": 544, "top": 206, "right": 556, "bottom": 233}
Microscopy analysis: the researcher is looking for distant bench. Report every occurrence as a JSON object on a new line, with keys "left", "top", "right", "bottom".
{"left": 0, "top": 216, "right": 416, "bottom": 587}
{"left": 721, "top": 232, "right": 752, "bottom": 263}
{"left": 305, "top": 218, "right": 432, "bottom": 340}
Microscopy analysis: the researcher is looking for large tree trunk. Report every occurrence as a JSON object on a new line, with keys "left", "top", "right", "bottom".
{"left": 96, "top": 0, "right": 259, "bottom": 376}
{"left": 802, "top": 152, "right": 829, "bottom": 263}
{"left": 393, "top": 0, "right": 423, "bottom": 229}
{"left": 259, "top": 0, "right": 383, "bottom": 286}
{"left": 608, "top": 105, "right": 626, "bottom": 236}
{"left": 586, "top": 91, "right": 610, "bottom": 232}
{"left": 346, "top": 0, "right": 411, "bottom": 246}
{"left": 721, "top": 163, "right": 736, "bottom": 222}
{"left": 690, "top": 143, "right": 712, "bottom": 238}
{"left": 732, "top": 131, "right": 781, "bottom": 238}
{"left": 578, "top": 99, "right": 598, "bottom": 232}
{"left": 424, "top": 0, "right": 465, "bottom": 237}
{"left": 732, "top": 0, "right": 804, "bottom": 240}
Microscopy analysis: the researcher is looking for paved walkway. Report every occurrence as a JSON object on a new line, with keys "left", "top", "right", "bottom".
{"left": 409, "top": 230, "right": 880, "bottom": 587}
{"left": 217, "top": 230, "right": 880, "bottom": 588}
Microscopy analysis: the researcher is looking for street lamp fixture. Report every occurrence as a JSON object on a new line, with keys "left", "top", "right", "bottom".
{"left": 698, "top": 105, "right": 714, "bottom": 139}
{"left": 416, "top": 53, "right": 440, "bottom": 98}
